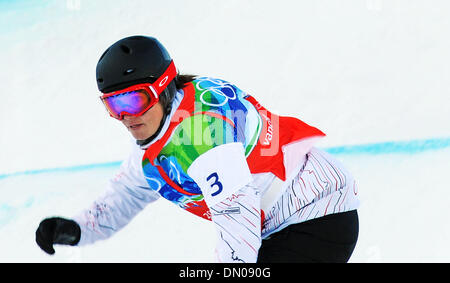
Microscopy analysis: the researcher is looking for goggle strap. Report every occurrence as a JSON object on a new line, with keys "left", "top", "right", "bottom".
{"left": 152, "top": 61, "right": 177, "bottom": 94}
{"left": 149, "top": 85, "right": 158, "bottom": 99}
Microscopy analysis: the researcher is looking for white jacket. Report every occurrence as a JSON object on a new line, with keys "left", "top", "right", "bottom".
{"left": 73, "top": 85, "right": 360, "bottom": 263}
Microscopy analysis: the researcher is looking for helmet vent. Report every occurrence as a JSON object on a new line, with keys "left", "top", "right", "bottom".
{"left": 123, "top": 68, "right": 135, "bottom": 75}
{"left": 120, "top": 44, "right": 132, "bottom": 54}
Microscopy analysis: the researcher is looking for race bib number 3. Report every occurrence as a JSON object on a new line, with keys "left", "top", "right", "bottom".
{"left": 187, "top": 142, "right": 252, "bottom": 207}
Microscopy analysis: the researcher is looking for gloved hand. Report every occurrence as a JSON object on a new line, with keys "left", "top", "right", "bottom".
{"left": 36, "top": 217, "right": 81, "bottom": 255}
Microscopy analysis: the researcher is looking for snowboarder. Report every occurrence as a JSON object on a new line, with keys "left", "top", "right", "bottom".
{"left": 36, "top": 35, "right": 360, "bottom": 262}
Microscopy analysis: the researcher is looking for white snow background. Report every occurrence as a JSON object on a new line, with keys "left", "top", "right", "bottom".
{"left": 0, "top": 0, "right": 449, "bottom": 262}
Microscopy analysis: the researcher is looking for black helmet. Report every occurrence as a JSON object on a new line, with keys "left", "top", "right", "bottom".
{"left": 96, "top": 35, "right": 177, "bottom": 112}
{"left": 96, "top": 36, "right": 179, "bottom": 145}
{"left": 96, "top": 35, "right": 173, "bottom": 92}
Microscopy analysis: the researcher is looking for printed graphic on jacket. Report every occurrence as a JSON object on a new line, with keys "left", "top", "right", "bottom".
{"left": 141, "top": 77, "right": 325, "bottom": 221}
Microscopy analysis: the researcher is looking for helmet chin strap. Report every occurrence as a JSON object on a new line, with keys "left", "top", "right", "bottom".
{"left": 136, "top": 88, "right": 172, "bottom": 147}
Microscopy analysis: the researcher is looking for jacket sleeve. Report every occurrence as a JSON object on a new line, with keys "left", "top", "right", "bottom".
{"left": 209, "top": 184, "right": 261, "bottom": 263}
{"left": 187, "top": 142, "right": 261, "bottom": 262}
{"left": 72, "top": 144, "right": 160, "bottom": 246}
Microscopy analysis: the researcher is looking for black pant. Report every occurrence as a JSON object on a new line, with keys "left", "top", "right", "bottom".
{"left": 257, "top": 210, "right": 359, "bottom": 263}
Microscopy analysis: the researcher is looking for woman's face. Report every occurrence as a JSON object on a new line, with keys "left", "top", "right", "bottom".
{"left": 121, "top": 102, "right": 165, "bottom": 140}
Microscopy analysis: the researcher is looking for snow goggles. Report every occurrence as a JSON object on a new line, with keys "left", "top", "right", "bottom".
{"left": 100, "top": 61, "right": 176, "bottom": 120}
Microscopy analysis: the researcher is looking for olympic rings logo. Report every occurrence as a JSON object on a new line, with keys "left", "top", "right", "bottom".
{"left": 195, "top": 78, "right": 237, "bottom": 107}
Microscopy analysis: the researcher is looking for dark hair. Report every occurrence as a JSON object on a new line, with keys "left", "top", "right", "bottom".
{"left": 175, "top": 74, "right": 197, "bottom": 90}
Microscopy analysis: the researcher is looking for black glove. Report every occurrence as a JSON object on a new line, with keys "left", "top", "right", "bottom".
{"left": 36, "top": 217, "right": 81, "bottom": 255}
